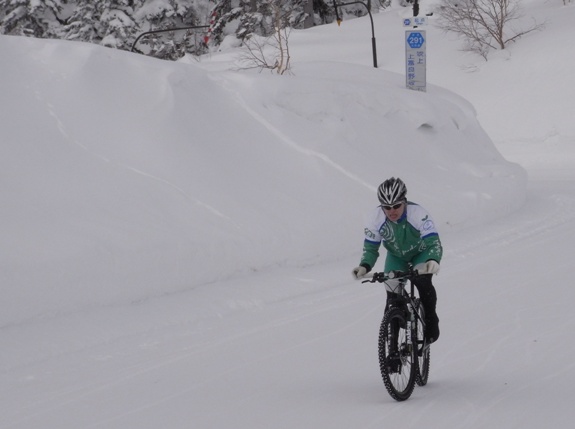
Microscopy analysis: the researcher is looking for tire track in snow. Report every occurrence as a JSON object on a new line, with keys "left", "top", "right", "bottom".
{"left": 79, "top": 290, "right": 383, "bottom": 429}
{"left": 2, "top": 282, "right": 383, "bottom": 429}
{"left": 39, "top": 91, "right": 236, "bottom": 224}
{"left": 444, "top": 186, "right": 575, "bottom": 264}
{"left": 215, "top": 76, "right": 376, "bottom": 192}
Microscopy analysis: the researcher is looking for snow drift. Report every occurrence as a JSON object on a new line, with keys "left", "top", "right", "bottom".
{"left": 0, "top": 34, "right": 525, "bottom": 326}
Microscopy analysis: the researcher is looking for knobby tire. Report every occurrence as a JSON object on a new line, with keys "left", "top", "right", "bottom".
{"left": 378, "top": 307, "right": 417, "bottom": 401}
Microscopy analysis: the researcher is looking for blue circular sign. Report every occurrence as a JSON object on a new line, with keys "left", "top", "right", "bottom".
{"left": 407, "top": 32, "right": 425, "bottom": 49}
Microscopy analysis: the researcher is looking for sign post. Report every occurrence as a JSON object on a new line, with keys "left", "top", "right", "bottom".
{"left": 405, "top": 30, "right": 426, "bottom": 92}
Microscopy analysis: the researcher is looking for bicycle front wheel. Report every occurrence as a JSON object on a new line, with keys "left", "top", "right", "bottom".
{"left": 378, "top": 307, "right": 417, "bottom": 401}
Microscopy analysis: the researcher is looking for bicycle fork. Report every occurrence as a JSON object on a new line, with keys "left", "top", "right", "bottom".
{"left": 406, "top": 303, "right": 416, "bottom": 348}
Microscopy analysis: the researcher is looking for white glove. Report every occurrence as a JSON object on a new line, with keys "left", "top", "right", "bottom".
{"left": 352, "top": 266, "right": 368, "bottom": 279}
{"left": 419, "top": 260, "right": 440, "bottom": 275}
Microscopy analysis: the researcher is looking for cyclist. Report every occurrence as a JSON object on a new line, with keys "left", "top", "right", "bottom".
{"left": 352, "top": 177, "right": 443, "bottom": 343}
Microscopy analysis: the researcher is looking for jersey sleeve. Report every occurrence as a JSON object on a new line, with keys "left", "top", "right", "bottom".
{"left": 422, "top": 235, "right": 443, "bottom": 262}
{"left": 409, "top": 204, "right": 440, "bottom": 239}
{"left": 359, "top": 207, "right": 385, "bottom": 271}
{"left": 409, "top": 204, "right": 443, "bottom": 262}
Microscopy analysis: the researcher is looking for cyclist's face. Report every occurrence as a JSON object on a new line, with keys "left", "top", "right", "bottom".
{"left": 382, "top": 202, "right": 405, "bottom": 221}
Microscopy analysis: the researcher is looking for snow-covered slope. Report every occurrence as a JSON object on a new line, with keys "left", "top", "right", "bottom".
{"left": 1, "top": 30, "right": 523, "bottom": 325}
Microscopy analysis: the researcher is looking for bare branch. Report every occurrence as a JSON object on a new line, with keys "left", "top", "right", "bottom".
{"left": 436, "top": 0, "right": 543, "bottom": 59}
{"left": 236, "top": 0, "right": 293, "bottom": 75}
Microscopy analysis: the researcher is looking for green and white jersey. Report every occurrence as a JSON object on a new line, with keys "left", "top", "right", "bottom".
{"left": 360, "top": 202, "right": 442, "bottom": 271}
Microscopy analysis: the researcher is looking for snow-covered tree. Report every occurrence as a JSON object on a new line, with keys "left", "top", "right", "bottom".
{"left": 0, "top": 0, "right": 67, "bottom": 37}
{"left": 0, "top": 0, "right": 373, "bottom": 59}
{"left": 63, "top": 1, "right": 102, "bottom": 43}
{"left": 311, "top": 0, "right": 337, "bottom": 24}
{"left": 133, "top": 0, "right": 208, "bottom": 59}
{"left": 98, "top": 0, "right": 143, "bottom": 49}
{"left": 63, "top": 1, "right": 144, "bottom": 49}
{"left": 208, "top": 0, "right": 313, "bottom": 45}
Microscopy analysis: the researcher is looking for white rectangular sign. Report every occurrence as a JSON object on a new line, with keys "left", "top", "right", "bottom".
{"left": 403, "top": 17, "right": 428, "bottom": 27}
{"left": 405, "top": 30, "right": 427, "bottom": 92}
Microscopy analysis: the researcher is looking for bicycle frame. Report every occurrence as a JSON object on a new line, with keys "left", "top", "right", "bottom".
{"left": 362, "top": 266, "right": 431, "bottom": 400}
{"left": 365, "top": 269, "right": 426, "bottom": 343}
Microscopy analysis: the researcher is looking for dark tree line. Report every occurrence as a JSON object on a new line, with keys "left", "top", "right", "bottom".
{"left": 0, "top": 0, "right": 375, "bottom": 60}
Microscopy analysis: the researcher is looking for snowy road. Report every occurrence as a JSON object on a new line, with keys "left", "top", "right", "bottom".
{"left": 3, "top": 163, "right": 575, "bottom": 428}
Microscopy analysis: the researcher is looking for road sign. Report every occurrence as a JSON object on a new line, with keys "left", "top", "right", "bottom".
{"left": 403, "top": 17, "right": 428, "bottom": 27}
{"left": 407, "top": 32, "right": 425, "bottom": 49}
{"left": 405, "top": 30, "right": 426, "bottom": 92}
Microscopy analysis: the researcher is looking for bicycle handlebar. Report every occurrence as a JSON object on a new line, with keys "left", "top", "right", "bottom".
{"left": 361, "top": 266, "right": 420, "bottom": 284}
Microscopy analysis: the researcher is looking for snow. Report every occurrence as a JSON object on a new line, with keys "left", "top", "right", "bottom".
{"left": 1, "top": 0, "right": 574, "bottom": 427}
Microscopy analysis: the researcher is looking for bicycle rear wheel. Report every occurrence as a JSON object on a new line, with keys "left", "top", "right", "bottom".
{"left": 378, "top": 307, "right": 417, "bottom": 401}
{"left": 415, "top": 299, "right": 430, "bottom": 386}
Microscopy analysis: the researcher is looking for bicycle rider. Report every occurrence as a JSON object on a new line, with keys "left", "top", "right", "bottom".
{"left": 352, "top": 177, "right": 443, "bottom": 343}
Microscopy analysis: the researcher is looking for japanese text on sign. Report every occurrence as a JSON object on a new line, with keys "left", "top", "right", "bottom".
{"left": 405, "top": 30, "right": 426, "bottom": 92}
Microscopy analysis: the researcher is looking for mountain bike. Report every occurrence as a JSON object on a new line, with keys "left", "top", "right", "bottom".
{"left": 362, "top": 265, "right": 430, "bottom": 401}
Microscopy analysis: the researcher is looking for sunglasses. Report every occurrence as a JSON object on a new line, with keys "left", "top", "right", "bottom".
{"left": 381, "top": 202, "right": 403, "bottom": 211}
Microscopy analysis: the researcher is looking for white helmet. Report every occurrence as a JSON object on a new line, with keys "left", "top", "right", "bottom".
{"left": 377, "top": 177, "right": 407, "bottom": 205}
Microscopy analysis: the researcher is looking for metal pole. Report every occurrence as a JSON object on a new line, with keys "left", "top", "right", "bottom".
{"left": 367, "top": 0, "right": 378, "bottom": 68}
{"left": 332, "top": 0, "right": 378, "bottom": 68}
